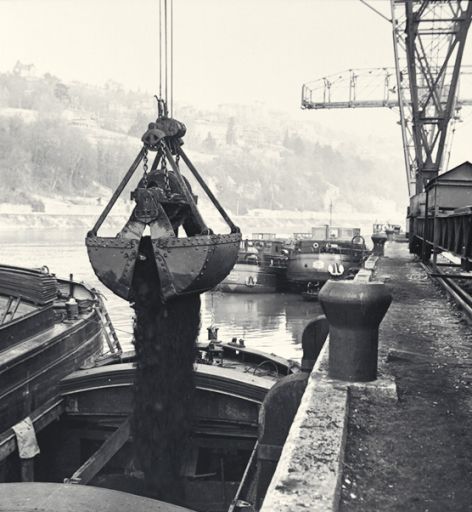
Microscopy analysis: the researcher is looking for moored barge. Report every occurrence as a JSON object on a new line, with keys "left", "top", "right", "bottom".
{"left": 285, "top": 226, "right": 367, "bottom": 293}
{"left": 2, "top": 327, "right": 299, "bottom": 512}
{"left": 217, "top": 234, "right": 290, "bottom": 293}
{"left": 0, "top": 264, "right": 117, "bottom": 480}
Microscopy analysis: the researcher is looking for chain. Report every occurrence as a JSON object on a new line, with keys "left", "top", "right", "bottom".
{"left": 160, "top": 141, "right": 171, "bottom": 196}
{"left": 142, "top": 148, "right": 149, "bottom": 187}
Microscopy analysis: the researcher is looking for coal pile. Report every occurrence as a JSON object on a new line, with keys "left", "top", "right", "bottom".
{"left": 131, "top": 236, "right": 200, "bottom": 504}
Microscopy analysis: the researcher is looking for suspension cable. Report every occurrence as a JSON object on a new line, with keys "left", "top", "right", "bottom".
{"left": 158, "top": 0, "right": 174, "bottom": 116}
{"left": 164, "top": 0, "right": 168, "bottom": 106}
{"left": 159, "top": 0, "right": 162, "bottom": 99}
{"left": 170, "top": 0, "right": 174, "bottom": 117}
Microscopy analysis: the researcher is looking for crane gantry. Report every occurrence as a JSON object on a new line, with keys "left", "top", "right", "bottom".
{"left": 302, "top": 1, "right": 472, "bottom": 197}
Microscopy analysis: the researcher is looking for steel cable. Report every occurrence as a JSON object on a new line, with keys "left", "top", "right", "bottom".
{"left": 157, "top": 0, "right": 173, "bottom": 113}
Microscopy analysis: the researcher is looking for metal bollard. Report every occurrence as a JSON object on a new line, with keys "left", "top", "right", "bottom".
{"left": 301, "top": 315, "right": 329, "bottom": 372}
{"left": 319, "top": 280, "right": 392, "bottom": 382}
{"left": 207, "top": 326, "right": 219, "bottom": 341}
{"left": 65, "top": 297, "right": 79, "bottom": 320}
{"left": 385, "top": 228, "right": 394, "bottom": 242}
{"left": 371, "top": 232, "right": 388, "bottom": 256}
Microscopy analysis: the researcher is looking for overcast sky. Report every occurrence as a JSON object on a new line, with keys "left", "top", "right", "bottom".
{"left": 0, "top": 0, "right": 396, "bottom": 106}
{"left": 1, "top": 0, "right": 471, "bottom": 173}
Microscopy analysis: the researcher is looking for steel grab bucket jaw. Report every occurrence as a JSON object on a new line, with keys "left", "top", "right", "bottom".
{"left": 152, "top": 233, "right": 241, "bottom": 300}
{"left": 86, "top": 235, "right": 141, "bottom": 301}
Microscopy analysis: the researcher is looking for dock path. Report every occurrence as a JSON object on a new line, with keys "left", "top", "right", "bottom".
{"left": 340, "top": 242, "right": 472, "bottom": 512}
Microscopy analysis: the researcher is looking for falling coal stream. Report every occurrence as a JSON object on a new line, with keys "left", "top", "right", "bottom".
{"left": 131, "top": 236, "right": 200, "bottom": 504}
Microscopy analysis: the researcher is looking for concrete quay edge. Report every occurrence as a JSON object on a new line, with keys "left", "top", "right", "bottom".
{"left": 260, "top": 341, "right": 349, "bottom": 512}
{"left": 261, "top": 340, "right": 398, "bottom": 512}
{"left": 354, "top": 255, "right": 378, "bottom": 282}
{"left": 261, "top": 254, "right": 398, "bottom": 512}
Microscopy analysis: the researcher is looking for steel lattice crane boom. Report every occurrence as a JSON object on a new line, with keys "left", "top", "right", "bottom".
{"left": 302, "top": 1, "right": 472, "bottom": 198}
{"left": 301, "top": 67, "right": 472, "bottom": 110}
{"left": 393, "top": 0, "right": 472, "bottom": 194}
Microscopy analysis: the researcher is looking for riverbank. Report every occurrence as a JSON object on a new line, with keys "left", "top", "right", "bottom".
{"left": 0, "top": 202, "right": 403, "bottom": 241}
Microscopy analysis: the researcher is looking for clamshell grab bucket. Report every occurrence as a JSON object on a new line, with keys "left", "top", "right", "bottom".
{"left": 86, "top": 233, "right": 240, "bottom": 301}
{"left": 85, "top": 113, "right": 241, "bottom": 302}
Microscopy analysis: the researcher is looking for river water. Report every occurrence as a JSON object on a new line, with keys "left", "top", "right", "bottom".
{"left": 0, "top": 229, "right": 322, "bottom": 361}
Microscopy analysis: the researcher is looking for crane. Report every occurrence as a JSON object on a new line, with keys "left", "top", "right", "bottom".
{"left": 302, "top": 1, "right": 472, "bottom": 197}
{"left": 86, "top": 0, "right": 241, "bottom": 303}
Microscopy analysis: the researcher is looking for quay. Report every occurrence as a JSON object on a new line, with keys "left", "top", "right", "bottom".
{"left": 261, "top": 241, "right": 472, "bottom": 512}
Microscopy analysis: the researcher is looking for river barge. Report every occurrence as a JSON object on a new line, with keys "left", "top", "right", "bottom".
{"left": 285, "top": 226, "right": 367, "bottom": 293}
{"left": 217, "top": 234, "right": 290, "bottom": 294}
{"left": 1, "top": 327, "right": 299, "bottom": 512}
{"left": 0, "top": 264, "right": 113, "bottom": 438}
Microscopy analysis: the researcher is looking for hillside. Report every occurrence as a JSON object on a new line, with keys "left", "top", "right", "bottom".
{"left": 0, "top": 62, "right": 405, "bottom": 222}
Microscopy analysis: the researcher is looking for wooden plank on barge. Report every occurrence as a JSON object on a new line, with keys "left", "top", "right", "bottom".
{"left": 67, "top": 417, "right": 130, "bottom": 485}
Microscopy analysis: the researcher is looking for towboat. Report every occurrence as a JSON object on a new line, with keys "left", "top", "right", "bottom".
{"left": 285, "top": 226, "right": 368, "bottom": 293}
{"left": 217, "top": 234, "right": 290, "bottom": 293}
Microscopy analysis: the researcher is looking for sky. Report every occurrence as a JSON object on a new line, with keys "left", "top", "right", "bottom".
{"left": 0, "top": 0, "right": 395, "bottom": 107}
{"left": 1, "top": 0, "right": 472, "bottom": 194}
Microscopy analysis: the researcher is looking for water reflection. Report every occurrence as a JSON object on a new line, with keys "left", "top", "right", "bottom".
{"left": 207, "top": 292, "right": 284, "bottom": 332}
{"left": 284, "top": 298, "right": 323, "bottom": 348}
{"left": 0, "top": 229, "right": 324, "bottom": 361}
{"left": 201, "top": 291, "right": 322, "bottom": 360}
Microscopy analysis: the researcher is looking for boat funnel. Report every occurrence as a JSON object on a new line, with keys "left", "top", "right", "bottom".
{"left": 86, "top": 111, "right": 241, "bottom": 302}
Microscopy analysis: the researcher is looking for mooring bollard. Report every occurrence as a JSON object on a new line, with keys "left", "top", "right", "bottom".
{"left": 207, "top": 325, "right": 219, "bottom": 341}
{"left": 319, "top": 280, "right": 392, "bottom": 382}
{"left": 371, "top": 232, "right": 388, "bottom": 256}
{"left": 385, "top": 228, "right": 394, "bottom": 242}
{"left": 301, "top": 315, "right": 329, "bottom": 372}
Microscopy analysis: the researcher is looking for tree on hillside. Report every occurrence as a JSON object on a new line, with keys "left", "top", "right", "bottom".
{"left": 283, "top": 129, "right": 290, "bottom": 148}
{"left": 203, "top": 131, "right": 216, "bottom": 151}
{"left": 0, "top": 86, "right": 10, "bottom": 108}
{"left": 128, "top": 112, "right": 149, "bottom": 138}
{"left": 226, "top": 117, "right": 236, "bottom": 145}
{"left": 55, "top": 83, "right": 71, "bottom": 103}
